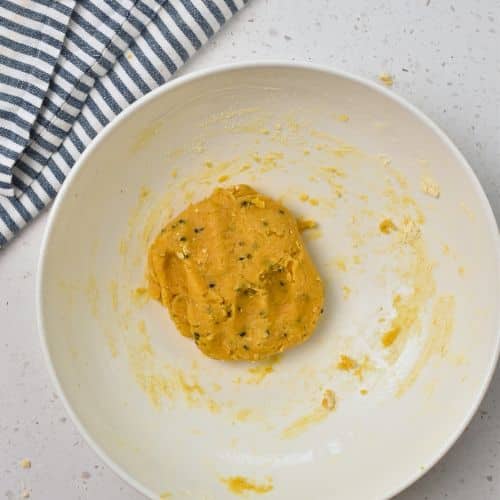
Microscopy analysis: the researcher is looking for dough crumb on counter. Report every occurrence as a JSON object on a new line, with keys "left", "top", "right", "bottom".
{"left": 379, "top": 73, "right": 394, "bottom": 86}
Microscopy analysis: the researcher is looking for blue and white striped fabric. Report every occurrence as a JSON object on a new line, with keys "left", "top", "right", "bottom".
{"left": 0, "top": 0, "right": 247, "bottom": 247}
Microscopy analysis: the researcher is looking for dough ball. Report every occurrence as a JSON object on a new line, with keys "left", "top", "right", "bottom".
{"left": 148, "top": 185, "right": 324, "bottom": 360}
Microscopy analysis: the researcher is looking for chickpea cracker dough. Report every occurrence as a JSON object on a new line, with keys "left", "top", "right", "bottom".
{"left": 148, "top": 185, "right": 324, "bottom": 361}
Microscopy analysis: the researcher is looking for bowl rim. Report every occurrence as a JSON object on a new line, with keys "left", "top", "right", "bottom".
{"left": 36, "top": 60, "right": 500, "bottom": 500}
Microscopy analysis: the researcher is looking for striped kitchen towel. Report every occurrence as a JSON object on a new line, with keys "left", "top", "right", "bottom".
{"left": 0, "top": 0, "right": 247, "bottom": 248}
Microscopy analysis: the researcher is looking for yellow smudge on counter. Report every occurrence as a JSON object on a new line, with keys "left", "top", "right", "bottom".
{"left": 397, "top": 295, "right": 456, "bottom": 396}
{"left": 221, "top": 476, "right": 273, "bottom": 495}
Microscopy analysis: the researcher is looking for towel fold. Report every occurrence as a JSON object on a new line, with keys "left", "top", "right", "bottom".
{"left": 0, "top": 0, "right": 247, "bottom": 247}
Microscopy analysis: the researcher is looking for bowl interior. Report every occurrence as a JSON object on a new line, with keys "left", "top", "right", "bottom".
{"left": 40, "top": 65, "right": 499, "bottom": 499}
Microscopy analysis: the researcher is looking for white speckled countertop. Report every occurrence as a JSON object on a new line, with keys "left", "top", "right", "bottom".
{"left": 1, "top": 1, "right": 499, "bottom": 498}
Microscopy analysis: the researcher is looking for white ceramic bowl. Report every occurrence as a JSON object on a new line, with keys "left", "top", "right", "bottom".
{"left": 38, "top": 63, "right": 500, "bottom": 499}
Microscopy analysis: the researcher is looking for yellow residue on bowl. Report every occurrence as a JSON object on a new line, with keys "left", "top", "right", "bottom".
{"left": 235, "top": 408, "right": 253, "bottom": 422}
{"left": 342, "top": 285, "right": 352, "bottom": 299}
{"left": 297, "top": 217, "right": 318, "bottom": 231}
{"left": 381, "top": 324, "right": 401, "bottom": 347}
{"left": 130, "top": 122, "right": 162, "bottom": 153}
{"left": 379, "top": 218, "right": 397, "bottom": 234}
{"left": 334, "top": 257, "right": 347, "bottom": 272}
{"left": 221, "top": 476, "right": 273, "bottom": 495}
{"left": 282, "top": 390, "right": 336, "bottom": 439}
{"left": 246, "top": 355, "right": 280, "bottom": 384}
{"left": 131, "top": 287, "right": 149, "bottom": 307}
{"left": 109, "top": 280, "right": 119, "bottom": 311}
{"left": 320, "top": 165, "right": 345, "bottom": 177}
{"left": 321, "top": 389, "right": 336, "bottom": 410}
{"left": 397, "top": 295, "right": 456, "bottom": 396}
{"left": 177, "top": 372, "right": 204, "bottom": 400}
{"left": 420, "top": 176, "right": 441, "bottom": 198}
{"left": 337, "top": 354, "right": 357, "bottom": 371}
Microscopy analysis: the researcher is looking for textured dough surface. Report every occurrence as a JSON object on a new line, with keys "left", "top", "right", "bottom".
{"left": 147, "top": 185, "right": 324, "bottom": 361}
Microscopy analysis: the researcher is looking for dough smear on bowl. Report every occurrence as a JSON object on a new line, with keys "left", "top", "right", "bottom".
{"left": 147, "top": 185, "right": 324, "bottom": 361}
